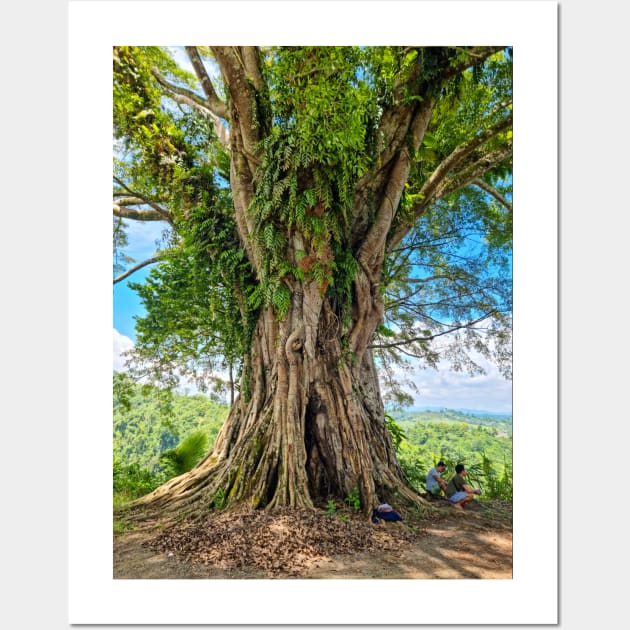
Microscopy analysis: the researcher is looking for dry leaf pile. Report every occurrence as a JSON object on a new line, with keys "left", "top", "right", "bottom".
{"left": 144, "top": 508, "right": 421, "bottom": 577}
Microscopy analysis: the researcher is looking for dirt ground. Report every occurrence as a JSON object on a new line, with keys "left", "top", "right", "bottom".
{"left": 114, "top": 498, "right": 512, "bottom": 579}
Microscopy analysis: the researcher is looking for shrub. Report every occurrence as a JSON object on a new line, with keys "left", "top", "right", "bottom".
{"left": 113, "top": 458, "right": 164, "bottom": 505}
{"left": 345, "top": 487, "right": 361, "bottom": 511}
{"left": 158, "top": 429, "right": 208, "bottom": 477}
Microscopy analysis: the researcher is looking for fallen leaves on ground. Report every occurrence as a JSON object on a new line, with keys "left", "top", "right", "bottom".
{"left": 144, "top": 508, "right": 421, "bottom": 577}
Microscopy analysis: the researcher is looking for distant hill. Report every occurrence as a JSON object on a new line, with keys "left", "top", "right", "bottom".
{"left": 385, "top": 407, "right": 513, "bottom": 492}
{"left": 399, "top": 406, "right": 512, "bottom": 419}
{"left": 387, "top": 408, "right": 512, "bottom": 438}
{"left": 114, "top": 373, "right": 229, "bottom": 472}
{"left": 389, "top": 408, "right": 511, "bottom": 422}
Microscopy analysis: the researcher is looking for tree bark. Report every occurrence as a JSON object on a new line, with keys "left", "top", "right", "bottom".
{"left": 128, "top": 281, "right": 423, "bottom": 520}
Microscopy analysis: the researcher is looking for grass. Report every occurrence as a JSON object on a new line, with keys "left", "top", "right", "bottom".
{"left": 113, "top": 519, "right": 135, "bottom": 535}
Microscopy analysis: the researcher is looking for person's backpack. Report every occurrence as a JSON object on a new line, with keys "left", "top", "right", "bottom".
{"left": 371, "top": 503, "right": 403, "bottom": 523}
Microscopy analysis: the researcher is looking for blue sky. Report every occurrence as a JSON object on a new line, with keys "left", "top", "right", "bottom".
{"left": 113, "top": 220, "right": 166, "bottom": 338}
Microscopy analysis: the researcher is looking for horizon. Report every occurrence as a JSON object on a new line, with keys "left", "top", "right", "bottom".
{"left": 392, "top": 405, "right": 512, "bottom": 417}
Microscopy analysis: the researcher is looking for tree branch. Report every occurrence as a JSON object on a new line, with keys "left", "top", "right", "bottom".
{"left": 472, "top": 178, "right": 512, "bottom": 212}
{"left": 113, "top": 256, "right": 160, "bottom": 284}
{"left": 151, "top": 66, "right": 230, "bottom": 147}
{"left": 352, "top": 48, "right": 435, "bottom": 224}
{"left": 369, "top": 311, "right": 497, "bottom": 350}
{"left": 386, "top": 115, "right": 512, "bottom": 251}
{"left": 433, "top": 143, "right": 512, "bottom": 200}
{"left": 211, "top": 46, "right": 264, "bottom": 162}
{"left": 183, "top": 47, "right": 228, "bottom": 119}
{"left": 210, "top": 46, "right": 267, "bottom": 275}
{"left": 151, "top": 66, "right": 215, "bottom": 113}
{"left": 113, "top": 177, "right": 173, "bottom": 225}
{"left": 113, "top": 204, "right": 166, "bottom": 222}
{"left": 418, "top": 113, "right": 512, "bottom": 205}
{"left": 353, "top": 47, "right": 502, "bottom": 254}
{"left": 239, "top": 46, "right": 265, "bottom": 91}
{"left": 354, "top": 98, "right": 436, "bottom": 266}
{"left": 440, "top": 46, "right": 506, "bottom": 80}
{"left": 114, "top": 196, "right": 145, "bottom": 205}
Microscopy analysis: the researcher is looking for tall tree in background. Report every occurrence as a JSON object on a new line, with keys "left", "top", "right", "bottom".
{"left": 113, "top": 46, "right": 512, "bottom": 517}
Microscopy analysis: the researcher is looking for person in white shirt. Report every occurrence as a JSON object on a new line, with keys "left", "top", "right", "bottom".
{"left": 426, "top": 461, "right": 448, "bottom": 496}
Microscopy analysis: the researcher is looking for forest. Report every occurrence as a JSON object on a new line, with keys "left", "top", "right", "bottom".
{"left": 113, "top": 372, "right": 228, "bottom": 503}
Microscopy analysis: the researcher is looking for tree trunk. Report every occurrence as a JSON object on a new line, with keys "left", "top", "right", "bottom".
{"left": 128, "top": 274, "right": 425, "bottom": 520}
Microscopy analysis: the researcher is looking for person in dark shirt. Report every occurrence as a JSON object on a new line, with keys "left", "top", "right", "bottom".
{"left": 445, "top": 463, "right": 482, "bottom": 509}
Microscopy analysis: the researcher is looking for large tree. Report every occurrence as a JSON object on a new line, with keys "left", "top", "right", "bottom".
{"left": 113, "top": 46, "right": 512, "bottom": 518}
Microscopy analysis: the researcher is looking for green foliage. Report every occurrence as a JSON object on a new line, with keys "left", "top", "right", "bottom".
{"left": 325, "top": 499, "right": 337, "bottom": 516}
{"left": 113, "top": 46, "right": 205, "bottom": 190}
{"left": 113, "top": 372, "right": 228, "bottom": 473}
{"left": 113, "top": 373, "right": 229, "bottom": 503}
{"left": 114, "top": 47, "right": 253, "bottom": 384}
{"left": 246, "top": 47, "right": 380, "bottom": 317}
{"left": 129, "top": 242, "right": 252, "bottom": 392}
{"left": 384, "top": 414, "right": 407, "bottom": 452}
{"left": 213, "top": 487, "right": 227, "bottom": 509}
{"left": 266, "top": 47, "right": 376, "bottom": 177}
{"left": 385, "top": 409, "right": 512, "bottom": 500}
{"left": 113, "top": 370, "right": 136, "bottom": 413}
{"left": 158, "top": 429, "right": 208, "bottom": 477}
{"left": 327, "top": 246, "right": 359, "bottom": 325}
{"left": 113, "top": 519, "right": 135, "bottom": 535}
{"left": 390, "top": 408, "right": 512, "bottom": 436}
{"left": 375, "top": 49, "right": 512, "bottom": 394}
{"left": 113, "top": 217, "right": 134, "bottom": 276}
{"left": 480, "top": 453, "right": 513, "bottom": 501}
{"left": 113, "top": 459, "right": 164, "bottom": 505}
{"left": 344, "top": 487, "right": 361, "bottom": 511}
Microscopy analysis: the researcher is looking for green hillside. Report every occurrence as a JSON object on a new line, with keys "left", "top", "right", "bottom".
{"left": 113, "top": 372, "right": 229, "bottom": 473}
{"left": 387, "top": 411, "right": 512, "bottom": 499}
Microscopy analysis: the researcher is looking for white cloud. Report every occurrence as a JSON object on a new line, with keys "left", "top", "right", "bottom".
{"left": 123, "top": 220, "right": 170, "bottom": 261}
{"left": 113, "top": 328, "right": 134, "bottom": 371}
{"left": 381, "top": 353, "right": 512, "bottom": 413}
{"left": 166, "top": 46, "right": 194, "bottom": 74}
{"left": 112, "top": 328, "right": 230, "bottom": 401}
{"left": 412, "top": 369, "right": 512, "bottom": 413}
